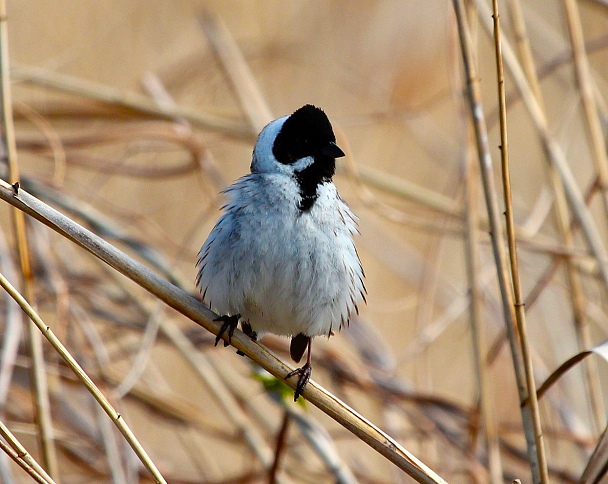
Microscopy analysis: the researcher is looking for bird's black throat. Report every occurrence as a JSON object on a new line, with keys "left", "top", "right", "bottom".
{"left": 295, "top": 154, "right": 335, "bottom": 211}
{"left": 271, "top": 105, "right": 342, "bottom": 212}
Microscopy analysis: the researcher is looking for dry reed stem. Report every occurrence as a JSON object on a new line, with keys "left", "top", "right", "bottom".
{"left": 560, "top": 0, "right": 608, "bottom": 430}
{"left": 463, "top": 132, "right": 502, "bottom": 482}
{"left": 473, "top": 0, "right": 608, "bottom": 293}
{"left": 0, "top": 0, "right": 60, "bottom": 477}
{"left": 0, "top": 439, "right": 52, "bottom": 484}
{"left": 142, "top": 75, "right": 287, "bottom": 477}
{"left": 509, "top": 0, "right": 605, "bottom": 431}
{"left": 507, "top": 0, "right": 604, "bottom": 432}
{"left": 195, "top": 15, "right": 445, "bottom": 481}
{"left": 563, "top": 0, "right": 608, "bottom": 222}
{"left": 158, "top": 320, "right": 279, "bottom": 472}
{"left": 0, "top": 418, "right": 55, "bottom": 484}
{"left": 200, "top": 11, "right": 274, "bottom": 133}
{"left": 491, "top": 1, "right": 548, "bottom": 482}
{"left": 11, "top": 65, "right": 254, "bottom": 140}
{"left": 0, "top": 265, "right": 167, "bottom": 483}
{"left": 0, "top": 180, "right": 447, "bottom": 483}
{"left": 451, "top": 1, "right": 544, "bottom": 482}
{"left": 483, "top": 0, "right": 608, "bottom": 442}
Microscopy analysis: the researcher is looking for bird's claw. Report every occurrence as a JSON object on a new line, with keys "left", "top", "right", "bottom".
{"left": 286, "top": 363, "right": 312, "bottom": 401}
{"left": 213, "top": 314, "right": 240, "bottom": 347}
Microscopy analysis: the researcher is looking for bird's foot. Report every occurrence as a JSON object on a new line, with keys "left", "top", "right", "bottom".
{"left": 241, "top": 321, "right": 258, "bottom": 341}
{"left": 213, "top": 314, "right": 240, "bottom": 347}
{"left": 286, "top": 363, "right": 312, "bottom": 401}
{"left": 236, "top": 321, "right": 257, "bottom": 356}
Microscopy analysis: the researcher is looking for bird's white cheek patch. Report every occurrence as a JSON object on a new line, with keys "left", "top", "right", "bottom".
{"left": 291, "top": 156, "right": 314, "bottom": 172}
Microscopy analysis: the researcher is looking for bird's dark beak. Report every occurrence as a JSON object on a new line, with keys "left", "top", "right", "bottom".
{"left": 319, "top": 142, "right": 345, "bottom": 159}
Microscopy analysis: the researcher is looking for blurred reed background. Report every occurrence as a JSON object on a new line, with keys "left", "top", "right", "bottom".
{"left": 1, "top": 0, "right": 608, "bottom": 482}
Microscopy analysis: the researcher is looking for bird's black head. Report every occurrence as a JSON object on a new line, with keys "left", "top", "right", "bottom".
{"left": 272, "top": 105, "right": 345, "bottom": 211}
{"left": 272, "top": 105, "right": 344, "bottom": 165}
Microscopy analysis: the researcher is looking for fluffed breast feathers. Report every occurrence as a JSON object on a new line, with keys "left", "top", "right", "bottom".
{"left": 196, "top": 174, "right": 365, "bottom": 338}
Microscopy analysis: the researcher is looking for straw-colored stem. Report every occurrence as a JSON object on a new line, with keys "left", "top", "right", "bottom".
{"left": 0, "top": 439, "right": 51, "bottom": 484}
{"left": 0, "top": 266, "right": 167, "bottom": 484}
{"left": 96, "top": 256, "right": 280, "bottom": 475}
{"left": 507, "top": 0, "right": 604, "bottom": 433}
{"left": 451, "top": 1, "right": 542, "bottom": 482}
{"left": 473, "top": 0, "right": 608, "bottom": 295}
{"left": 0, "top": 180, "right": 447, "bottom": 484}
{"left": 354, "top": 164, "right": 462, "bottom": 218}
{"left": 0, "top": 1, "right": 59, "bottom": 478}
{"left": 492, "top": 1, "right": 548, "bottom": 482}
{"left": 0, "top": 419, "right": 55, "bottom": 484}
{"left": 200, "top": 11, "right": 274, "bottom": 133}
{"left": 563, "top": 0, "right": 608, "bottom": 222}
{"left": 11, "top": 65, "right": 254, "bottom": 140}
{"left": 158, "top": 319, "right": 278, "bottom": 470}
{"left": 562, "top": 0, "right": 608, "bottom": 431}
{"left": 463, "top": 135, "right": 503, "bottom": 482}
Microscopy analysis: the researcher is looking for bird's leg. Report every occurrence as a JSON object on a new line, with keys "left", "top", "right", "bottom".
{"left": 241, "top": 321, "right": 258, "bottom": 341}
{"left": 236, "top": 321, "right": 257, "bottom": 356}
{"left": 213, "top": 314, "right": 240, "bottom": 347}
{"left": 286, "top": 337, "right": 313, "bottom": 401}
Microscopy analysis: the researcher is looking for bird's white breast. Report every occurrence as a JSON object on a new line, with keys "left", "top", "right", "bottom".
{"left": 197, "top": 174, "right": 364, "bottom": 338}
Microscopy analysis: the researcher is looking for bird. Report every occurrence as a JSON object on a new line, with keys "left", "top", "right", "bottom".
{"left": 196, "top": 104, "right": 366, "bottom": 401}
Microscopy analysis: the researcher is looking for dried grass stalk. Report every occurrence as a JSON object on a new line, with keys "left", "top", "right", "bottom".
{"left": 0, "top": 179, "right": 447, "bottom": 483}
{"left": 451, "top": 1, "right": 543, "bottom": 481}
{"left": 491, "top": 0, "right": 548, "bottom": 481}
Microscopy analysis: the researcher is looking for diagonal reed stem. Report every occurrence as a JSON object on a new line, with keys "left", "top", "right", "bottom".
{"left": 0, "top": 419, "right": 55, "bottom": 484}
{"left": 0, "top": 179, "right": 447, "bottom": 484}
{"left": 0, "top": 262, "right": 167, "bottom": 483}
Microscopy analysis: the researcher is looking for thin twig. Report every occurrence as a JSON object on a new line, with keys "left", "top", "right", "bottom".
{"left": 473, "top": 0, "right": 608, "bottom": 295}
{"left": 0, "top": 0, "right": 59, "bottom": 477}
{"left": 0, "top": 180, "right": 447, "bottom": 483}
{"left": 491, "top": 1, "right": 548, "bottom": 482}
{"left": 11, "top": 65, "right": 254, "bottom": 140}
{"left": 507, "top": 0, "right": 605, "bottom": 433}
{"left": 451, "top": 2, "right": 543, "bottom": 482}
{"left": 563, "top": 0, "right": 608, "bottom": 222}
{"left": 269, "top": 411, "right": 290, "bottom": 484}
{"left": 463, "top": 132, "right": 502, "bottom": 482}
{"left": 0, "top": 418, "right": 55, "bottom": 484}
{"left": 0, "top": 439, "right": 51, "bottom": 484}
{"left": 0, "top": 266, "right": 167, "bottom": 484}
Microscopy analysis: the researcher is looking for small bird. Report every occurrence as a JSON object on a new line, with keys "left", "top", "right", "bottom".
{"left": 196, "top": 104, "right": 365, "bottom": 400}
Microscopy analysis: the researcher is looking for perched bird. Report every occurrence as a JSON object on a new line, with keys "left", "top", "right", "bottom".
{"left": 196, "top": 104, "right": 365, "bottom": 400}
